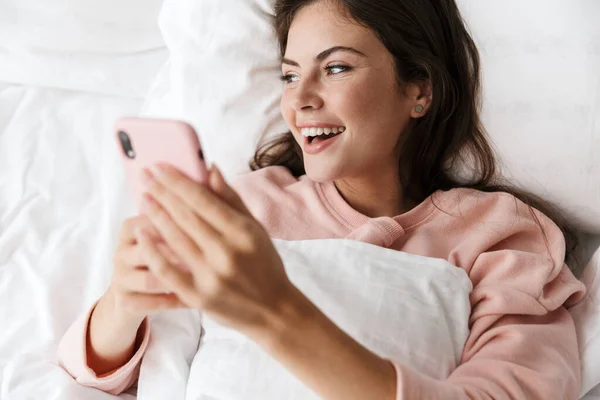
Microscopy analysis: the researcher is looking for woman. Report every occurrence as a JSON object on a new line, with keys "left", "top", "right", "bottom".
{"left": 58, "top": 0, "right": 586, "bottom": 399}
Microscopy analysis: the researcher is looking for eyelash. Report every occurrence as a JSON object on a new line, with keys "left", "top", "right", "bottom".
{"left": 280, "top": 65, "right": 352, "bottom": 84}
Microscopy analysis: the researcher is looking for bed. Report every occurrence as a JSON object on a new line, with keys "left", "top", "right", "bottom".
{"left": 1, "top": 0, "right": 599, "bottom": 399}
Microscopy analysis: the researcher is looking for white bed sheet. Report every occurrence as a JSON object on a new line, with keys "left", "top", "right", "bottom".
{"left": 0, "top": 83, "right": 142, "bottom": 398}
{"left": 584, "top": 385, "right": 600, "bottom": 400}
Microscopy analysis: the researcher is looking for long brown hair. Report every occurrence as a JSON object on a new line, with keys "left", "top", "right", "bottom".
{"left": 251, "top": 0, "right": 579, "bottom": 270}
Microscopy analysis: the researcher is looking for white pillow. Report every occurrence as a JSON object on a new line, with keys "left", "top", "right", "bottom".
{"left": 142, "top": 0, "right": 600, "bottom": 233}
{"left": 457, "top": 0, "right": 600, "bottom": 233}
{"left": 0, "top": 0, "right": 164, "bottom": 54}
{"left": 142, "top": 0, "right": 287, "bottom": 177}
{"left": 0, "top": 0, "right": 167, "bottom": 97}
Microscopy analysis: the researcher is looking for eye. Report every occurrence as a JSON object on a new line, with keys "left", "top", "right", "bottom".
{"left": 325, "top": 65, "right": 351, "bottom": 75}
{"left": 280, "top": 73, "right": 300, "bottom": 84}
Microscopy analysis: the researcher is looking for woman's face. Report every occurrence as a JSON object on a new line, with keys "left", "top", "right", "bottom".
{"left": 280, "top": 0, "right": 425, "bottom": 183}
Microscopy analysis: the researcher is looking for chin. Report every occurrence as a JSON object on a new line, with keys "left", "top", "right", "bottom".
{"left": 303, "top": 158, "right": 344, "bottom": 183}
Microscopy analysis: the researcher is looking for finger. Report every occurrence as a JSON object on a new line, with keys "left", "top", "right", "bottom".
{"left": 119, "top": 216, "right": 160, "bottom": 245}
{"left": 142, "top": 172, "right": 223, "bottom": 251}
{"left": 140, "top": 193, "right": 218, "bottom": 268}
{"left": 121, "top": 292, "right": 187, "bottom": 312}
{"left": 136, "top": 227, "right": 200, "bottom": 305}
{"left": 156, "top": 242, "right": 182, "bottom": 266}
{"left": 209, "top": 166, "right": 251, "bottom": 215}
{"left": 148, "top": 165, "right": 246, "bottom": 235}
{"left": 117, "top": 268, "right": 169, "bottom": 294}
{"left": 117, "top": 243, "right": 183, "bottom": 295}
{"left": 114, "top": 245, "right": 145, "bottom": 271}
{"left": 114, "top": 241, "right": 178, "bottom": 272}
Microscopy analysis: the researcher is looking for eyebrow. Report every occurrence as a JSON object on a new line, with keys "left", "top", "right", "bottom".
{"left": 281, "top": 46, "right": 366, "bottom": 67}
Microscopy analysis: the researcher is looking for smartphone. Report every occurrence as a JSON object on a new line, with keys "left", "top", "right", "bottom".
{"left": 115, "top": 117, "right": 209, "bottom": 214}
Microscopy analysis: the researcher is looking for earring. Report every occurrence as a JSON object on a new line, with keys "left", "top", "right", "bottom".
{"left": 414, "top": 104, "right": 424, "bottom": 113}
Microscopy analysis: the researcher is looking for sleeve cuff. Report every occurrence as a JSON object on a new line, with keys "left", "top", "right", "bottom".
{"left": 57, "top": 302, "right": 151, "bottom": 395}
{"left": 392, "top": 360, "right": 464, "bottom": 400}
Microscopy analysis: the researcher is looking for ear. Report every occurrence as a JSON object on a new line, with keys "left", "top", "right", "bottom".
{"left": 407, "top": 80, "right": 433, "bottom": 119}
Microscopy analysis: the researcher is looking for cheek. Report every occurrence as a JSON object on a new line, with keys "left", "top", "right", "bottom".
{"left": 327, "top": 83, "right": 368, "bottom": 118}
{"left": 328, "top": 77, "right": 394, "bottom": 128}
{"left": 281, "top": 93, "right": 299, "bottom": 132}
{"left": 340, "top": 78, "right": 407, "bottom": 137}
{"left": 280, "top": 94, "right": 303, "bottom": 146}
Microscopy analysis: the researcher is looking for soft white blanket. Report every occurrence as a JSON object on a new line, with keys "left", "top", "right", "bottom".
{"left": 137, "top": 239, "right": 472, "bottom": 400}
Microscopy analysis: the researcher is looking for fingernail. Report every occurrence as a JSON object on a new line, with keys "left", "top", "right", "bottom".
{"left": 209, "top": 166, "right": 219, "bottom": 188}
{"left": 210, "top": 165, "right": 221, "bottom": 180}
{"left": 141, "top": 168, "right": 154, "bottom": 185}
{"left": 141, "top": 193, "right": 154, "bottom": 209}
{"left": 150, "top": 164, "right": 166, "bottom": 180}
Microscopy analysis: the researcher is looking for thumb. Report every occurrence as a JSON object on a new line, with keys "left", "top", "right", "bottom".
{"left": 208, "top": 164, "right": 226, "bottom": 194}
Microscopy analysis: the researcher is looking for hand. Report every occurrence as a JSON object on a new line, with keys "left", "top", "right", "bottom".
{"left": 85, "top": 216, "right": 189, "bottom": 375}
{"left": 136, "top": 166, "right": 398, "bottom": 400}
{"left": 107, "top": 215, "right": 187, "bottom": 322}
{"left": 137, "top": 164, "right": 296, "bottom": 340}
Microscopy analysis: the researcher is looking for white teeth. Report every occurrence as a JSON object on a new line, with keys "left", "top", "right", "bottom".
{"left": 300, "top": 126, "right": 346, "bottom": 137}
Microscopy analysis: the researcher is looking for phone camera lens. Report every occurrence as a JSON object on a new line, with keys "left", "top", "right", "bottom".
{"left": 118, "top": 131, "right": 135, "bottom": 159}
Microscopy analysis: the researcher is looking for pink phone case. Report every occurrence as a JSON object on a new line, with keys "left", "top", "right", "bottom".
{"left": 115, "top": 117, "right": 209, "bottom": 214}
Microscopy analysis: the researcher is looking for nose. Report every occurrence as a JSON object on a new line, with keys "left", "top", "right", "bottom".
{"left": 291, "top": 79, "right": 324, "bottom": 112}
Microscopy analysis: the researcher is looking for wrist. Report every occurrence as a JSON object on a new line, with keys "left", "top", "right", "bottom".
{"left": 101, "top": 287, "right": 146, "bottom": 330}
{"left": 252, "top": 287, "right": 398, "bottom": 400}
{"left": 87, "top": 290, "right": 147, "bottom": 375}
{"left": 255, "top": 284, "right": 319, "bottom": 352}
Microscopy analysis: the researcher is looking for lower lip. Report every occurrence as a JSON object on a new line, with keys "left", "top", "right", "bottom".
{"left": 303, "top": 133, "right": 343, "bottom": 155}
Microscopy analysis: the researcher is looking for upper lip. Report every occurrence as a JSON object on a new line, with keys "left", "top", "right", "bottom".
{"left": 296, "top": 121, "right": 345, "bottom": 129}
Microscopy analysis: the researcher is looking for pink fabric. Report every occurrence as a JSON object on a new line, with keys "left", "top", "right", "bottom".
{"left": 57, "top": 166, "right": 586, "bottom": 399}
{"left": 57, "top": 302, "right": 150, "bottom": 395}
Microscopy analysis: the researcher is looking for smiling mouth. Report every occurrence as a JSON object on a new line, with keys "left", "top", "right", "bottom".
{"left": 308, "top": 131, "right": 343, "bottom": 144}
{"left": 300, "top": 126, "right": 346, "bottom": 144}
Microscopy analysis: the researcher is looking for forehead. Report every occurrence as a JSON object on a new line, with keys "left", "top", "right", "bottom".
{"left": 285, "top": 1, "right": 380, "bottom": 57}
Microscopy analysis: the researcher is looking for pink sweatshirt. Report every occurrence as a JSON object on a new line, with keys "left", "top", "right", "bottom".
{"left": 58, "top": 166, "right": 587, "bottom": 399}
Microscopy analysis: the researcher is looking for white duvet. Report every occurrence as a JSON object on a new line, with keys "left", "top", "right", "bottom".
{"left": 138, "top": 239, "right": 472, "bottom": 400}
